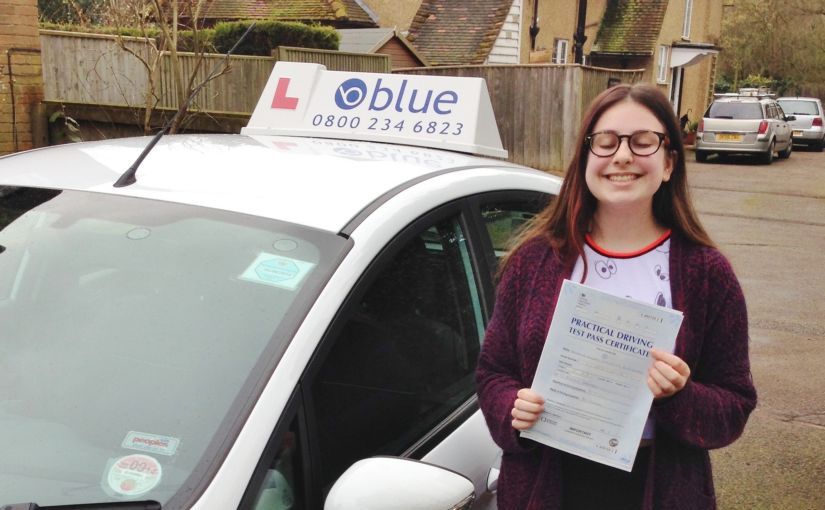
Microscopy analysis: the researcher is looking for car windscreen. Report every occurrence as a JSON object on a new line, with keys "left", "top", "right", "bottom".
{"left": 707, "top": 101, "right": 764, "bottom": 119}
{"left": 0, "top": 186, "right": 348, "bottom": 507}
{"left": 777, "top": 100, "right": 820, "bottom": 115}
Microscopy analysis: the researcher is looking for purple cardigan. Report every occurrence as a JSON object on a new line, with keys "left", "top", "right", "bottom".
{"left": 476, "top": 232, "right": 757, "bottom": 510}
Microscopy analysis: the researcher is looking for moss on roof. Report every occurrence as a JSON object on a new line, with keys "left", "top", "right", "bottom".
{"left": 593, "top": 0, "right": 668, "bottom": 55}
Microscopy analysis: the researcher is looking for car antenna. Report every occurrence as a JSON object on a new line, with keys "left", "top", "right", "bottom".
{"left": 114, "top": 22, "right": 257, "bottom": 188}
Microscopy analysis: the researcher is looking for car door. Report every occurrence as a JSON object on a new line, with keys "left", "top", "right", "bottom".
{"left": 774, "top": 103, "right": 792, "bottom": 146}
{"left": 239, "top": 191, "right": 552, "bottom": 510}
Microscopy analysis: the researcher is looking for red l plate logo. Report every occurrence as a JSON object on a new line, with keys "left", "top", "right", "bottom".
{"left": 271, "top": 78, "right": 299, "bottom": 109}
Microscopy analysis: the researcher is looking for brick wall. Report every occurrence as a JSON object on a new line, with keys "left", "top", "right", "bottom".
{"left": 0, "top": 0, "right": 44, "bottom": 155}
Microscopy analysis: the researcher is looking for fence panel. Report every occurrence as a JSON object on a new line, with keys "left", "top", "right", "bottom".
{"left": 40, "top": 30, "right": 155, "bottom": 107}
{"left": 274, "top": 46, "right": 391, "bottom": 73}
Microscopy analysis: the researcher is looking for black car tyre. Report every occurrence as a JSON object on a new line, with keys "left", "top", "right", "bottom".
{"left": 778, "top": 141, "right": 792, "bottom": 159}
{"left": 760, "top": 141, "right": 775, "bottom": 165}
{"left": 695, "top": 150, "right": 709, "bottom": 163}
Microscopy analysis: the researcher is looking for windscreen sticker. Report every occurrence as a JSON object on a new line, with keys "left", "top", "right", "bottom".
{"left": 239, "top": 253, "right": 315, "bottom": 290}
{"left": 106, "top": 454, "right": 162, "bottom": 497}
{"left": 122, "top": 431, "right": 180, "bottom": 456}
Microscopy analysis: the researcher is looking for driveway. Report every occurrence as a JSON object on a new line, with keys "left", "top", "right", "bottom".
{"left": 687, "top": 148, "right": 825, "bottom": 509}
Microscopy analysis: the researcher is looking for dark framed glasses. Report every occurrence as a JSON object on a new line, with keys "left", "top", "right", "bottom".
{"left": 584, "top": 130, "right": 668, "bottom": 157}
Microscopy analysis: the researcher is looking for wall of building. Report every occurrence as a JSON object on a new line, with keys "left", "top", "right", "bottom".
{"left": 523, "top": 0, "right": 606, "bottom": 64}
{"left": 657, "top": 0, "right": 722, "bottom": 121}
{"left": 0, "top": 0, "right": 44, "bottom": 155}
{"left": 487, "top": 0, "right": 522, "bottom": 64}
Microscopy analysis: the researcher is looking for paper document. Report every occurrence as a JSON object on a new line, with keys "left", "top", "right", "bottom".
{"left": 521, "top": 279, "right": 683, "bottom": 471}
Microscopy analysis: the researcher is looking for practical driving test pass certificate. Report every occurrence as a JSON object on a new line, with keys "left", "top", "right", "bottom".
{"left": 520, "top": 280, "right": 683, "bottom": 471}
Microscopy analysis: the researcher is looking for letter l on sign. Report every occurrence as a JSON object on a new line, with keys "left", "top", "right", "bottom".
{"left": 271, "top": 78, "right": 299, "bottom": 109}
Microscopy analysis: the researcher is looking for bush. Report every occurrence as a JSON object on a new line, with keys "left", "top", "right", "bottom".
{"left": 212, "top": 20, "right": 339, "bottom": 56}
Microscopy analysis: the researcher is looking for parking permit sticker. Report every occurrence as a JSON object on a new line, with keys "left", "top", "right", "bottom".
{"left": 107, "top": 454, "right": 162, "bottom": 497}
{"left": 122, "top": 431, "right": 180, "bottom": 456}
{"left": 240, "top": 253, "right": 315, "bottom": 290}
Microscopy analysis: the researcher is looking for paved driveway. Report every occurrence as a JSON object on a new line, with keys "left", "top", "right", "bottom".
{"left": 687, "top": 148, "right": 825, "bottom": 509}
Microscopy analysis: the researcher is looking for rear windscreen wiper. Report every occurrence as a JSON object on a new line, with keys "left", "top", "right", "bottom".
{"left": 1, "top": 501, "right": 160, "bottom": 510}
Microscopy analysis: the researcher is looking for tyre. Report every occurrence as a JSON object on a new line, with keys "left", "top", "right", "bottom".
{"left": 816, "top": 138, "right": 825, "bottom": 152}
{"left": 695, "top": 150, "right": 708, "bottom": 163}
{"left": 760, "top": 141, "right": 775, "bottom": 165}
{"left": 778, "top": 141, "right": 792, "bottom": 159}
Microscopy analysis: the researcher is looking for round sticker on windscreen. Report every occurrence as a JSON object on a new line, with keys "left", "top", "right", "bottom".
{"left": 107, "top": 454, "right": 162, "bottom": 496}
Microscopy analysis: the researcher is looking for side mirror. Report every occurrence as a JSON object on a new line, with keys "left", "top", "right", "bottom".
{"left": 324, "top": 457, "right": 476, "bottom": 510}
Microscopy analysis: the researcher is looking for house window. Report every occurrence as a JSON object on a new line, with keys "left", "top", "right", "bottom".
{"left": 657, "top": 45, "right": 669, "bottom": 83}
{"left": 552, "top": 39, "right": 569, "bottom": 64}
{"left": 682, "top": 0, "right": 693, "bottom": 39}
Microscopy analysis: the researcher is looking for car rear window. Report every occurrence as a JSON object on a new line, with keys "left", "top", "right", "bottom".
{"left": 777, "top": 100, "right": 820, "bottom": 115}
{"left": 707, "top": 101, "right": 764, "bottom": 120}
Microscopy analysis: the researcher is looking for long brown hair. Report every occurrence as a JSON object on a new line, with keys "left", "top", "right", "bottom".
{"left": 502, "top": 83, "right": 714, "bottom": 273}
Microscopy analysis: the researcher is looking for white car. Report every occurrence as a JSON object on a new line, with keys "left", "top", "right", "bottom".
{"left": 0, "top": 63, "right": 561, "bottom": 509}
{"left": 776, "top": 96, "right": 825, "bottom": 151}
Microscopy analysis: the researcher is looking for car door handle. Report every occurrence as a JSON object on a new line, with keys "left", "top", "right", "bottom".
{"left": 487, "top": 466, "right": 500, "bottom": 492}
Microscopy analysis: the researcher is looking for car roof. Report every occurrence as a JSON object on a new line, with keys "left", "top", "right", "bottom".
{"left": 0, "top": 134, "right": 545, "bottom": 233}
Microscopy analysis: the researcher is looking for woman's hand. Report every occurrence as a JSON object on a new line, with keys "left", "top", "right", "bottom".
{"left": 511, "top": 388, "right": 545, "bottom": 430}
{"left": 648, "top": 348, "right": 691, "bottom": 399}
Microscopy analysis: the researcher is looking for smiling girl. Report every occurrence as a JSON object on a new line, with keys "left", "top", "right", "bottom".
{"left": 476, "top": 84, "right": 756, "bottom": 509}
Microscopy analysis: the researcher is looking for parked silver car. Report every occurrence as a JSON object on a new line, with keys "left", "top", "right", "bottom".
{"left": 776, "top": 97, "right": 825, "bottom": 151}
{"left": 695, "top": 93, "right": 795, "bottom": 164}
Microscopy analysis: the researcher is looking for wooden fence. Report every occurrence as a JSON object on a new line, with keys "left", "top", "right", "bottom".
{"left": 398, "top": 65, "right": 644, "bottom": 172}
{"left": 40, "top": 30, "right": 643, "bottom": 172}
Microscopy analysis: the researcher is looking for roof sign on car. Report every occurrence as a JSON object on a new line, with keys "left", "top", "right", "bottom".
{"left": 242, "top": 62, "right": 507, "bottom": 158}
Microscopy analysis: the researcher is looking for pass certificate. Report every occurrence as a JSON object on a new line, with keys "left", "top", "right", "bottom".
{"left": 520, "top": 279, "right": 684, "bottom": 471}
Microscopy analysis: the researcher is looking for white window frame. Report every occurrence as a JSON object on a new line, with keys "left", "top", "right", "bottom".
{"left": 682, "top": 0, "right": 693, "bottom": 39}
{"left": 552, "top": 38, "right": 569, "bottom": 64}
{"left": 657, "top": 45, "right": 669, "bottom": 83}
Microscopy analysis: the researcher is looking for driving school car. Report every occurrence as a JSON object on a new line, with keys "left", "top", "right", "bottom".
{"left": 0, "top": 62, "right": 561, "bottom": 510}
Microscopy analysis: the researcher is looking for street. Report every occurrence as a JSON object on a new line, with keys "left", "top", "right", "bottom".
{"left": 686, "top": 148, "right": 825, "bottom": 509}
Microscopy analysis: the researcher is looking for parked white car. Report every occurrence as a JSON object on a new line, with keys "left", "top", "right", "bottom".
{"left": 776, "top": 96, "right": 825, "bottom": 151}
{"left": 695, "top": 92, "right": 794, "bottom": 164}
{"left": 0, "top": 63, "right": 561, "bottom": 510}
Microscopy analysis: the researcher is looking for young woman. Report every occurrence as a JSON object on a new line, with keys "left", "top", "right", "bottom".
{"left": 476, "top": 84, "right": 757, "bottom": 510}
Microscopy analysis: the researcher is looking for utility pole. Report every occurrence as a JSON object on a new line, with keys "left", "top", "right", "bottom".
{"left": 573, "top": 0, "right": 587, "bottom": 64}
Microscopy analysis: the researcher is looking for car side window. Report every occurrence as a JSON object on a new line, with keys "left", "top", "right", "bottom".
{"left": 248, "top": 416, "right": 304, "bottom": 510}
{"left": 479, "top": 193, "right": 551, "bottom": 278}
{"left": 309, "top": 214, "right": 485, "bottom": 491}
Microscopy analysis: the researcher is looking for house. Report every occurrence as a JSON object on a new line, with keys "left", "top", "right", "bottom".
{"left": 198, "top": 0, "right": 379, "bottom": 28}
{"left": 373, "top": 1, "right": 720, "bottom": 124}
{"left": 525, "top": 0, "right": 721, "bottom": 127}
{"left": 337, "top": 28, "right": 428, "bottom": 68}
{"left": 405, "top": 0, "right": 522, "bottom": 65}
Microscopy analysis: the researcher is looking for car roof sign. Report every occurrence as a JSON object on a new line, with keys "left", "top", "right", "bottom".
{"left": 242, "top": 62, "right": 508, "bottom": 158}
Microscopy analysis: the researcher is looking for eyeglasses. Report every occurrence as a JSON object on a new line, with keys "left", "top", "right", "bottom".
{"left": 584, "top": 130, "right": 668, "bottom": 157}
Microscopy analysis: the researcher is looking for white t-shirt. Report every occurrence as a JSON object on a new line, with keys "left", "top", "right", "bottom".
{"left": 569, "top": 230, "right": 673, "bottom": 440}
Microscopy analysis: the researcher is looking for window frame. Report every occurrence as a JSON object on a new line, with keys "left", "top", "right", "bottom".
{"left": 682, "top": 0, "right": 694, "bottom": 39}
{"left": 657, "top": 45, "right": 670, "bottom": 84}
{"left": 552, "top": 38, "right": 569, "bottom": 64}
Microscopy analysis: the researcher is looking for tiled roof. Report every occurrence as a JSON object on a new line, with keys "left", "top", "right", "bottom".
{"left": 201, "top": 0, "right": 376, "bottom": 27}
{"left": 592, "top": 0, "right": 668, "bottom": 55}
{"left": 406, "top": 0, "right": 513, "bottom": 66}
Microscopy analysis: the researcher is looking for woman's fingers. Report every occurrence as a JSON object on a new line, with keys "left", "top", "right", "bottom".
{"left": 512, "top": 388, "right": 545, "bottom": 430}
{"left": 648, "top": 349, "right": 691, "bottom": 398}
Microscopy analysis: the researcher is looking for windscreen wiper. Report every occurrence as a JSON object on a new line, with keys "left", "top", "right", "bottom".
{"left": 1, "top": 501, "right": 160, "bottom": 510}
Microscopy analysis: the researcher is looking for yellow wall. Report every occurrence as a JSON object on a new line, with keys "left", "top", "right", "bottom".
{"left": 523, "top": 0, "right": 607, "bottom": 63}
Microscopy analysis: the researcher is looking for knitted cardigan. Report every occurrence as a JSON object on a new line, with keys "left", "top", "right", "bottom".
{"left": 476, "top": 232, "right": 757, "bottom": 510}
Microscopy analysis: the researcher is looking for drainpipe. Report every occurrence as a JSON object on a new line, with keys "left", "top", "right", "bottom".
{"left": 573, "top": 0, "right": 587, "bottom": 64}
{"left": 529, "top": 0, "right": 540, "bottom": 51}
{"left": 6, "top": 47, "right": 42, "bottom": 152}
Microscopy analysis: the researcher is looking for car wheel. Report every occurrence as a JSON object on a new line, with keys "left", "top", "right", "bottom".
{"left": 695, "top": 150, "right": 708, "bottom": 163}
{"left": 760, "top": 141, "right": 775, "bottom": 165}
{"left": 778, "top": 141, "right": 792, "bottom": 159}
{"left": 816, "top": 138, "right": 825, "bottom": 152}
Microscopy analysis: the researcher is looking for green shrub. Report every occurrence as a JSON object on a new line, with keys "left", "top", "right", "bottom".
{"left": 212, "top": 20, "right": 339, "bottom": 56}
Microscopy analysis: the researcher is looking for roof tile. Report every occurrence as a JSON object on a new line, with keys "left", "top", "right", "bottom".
{"left": 593, "top": 0, "right": 668, "bottom": 55}
{"left": 201, "top": 0, "right": 376, "bottom": 26}
{"left": 407, "top": 0, "right": 513, "bottom": 66}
